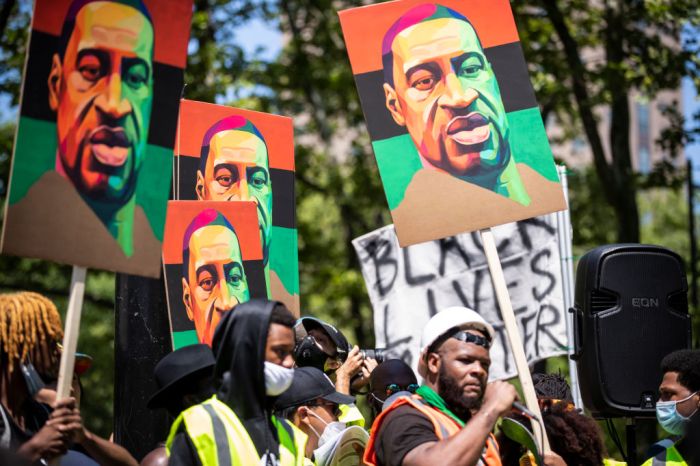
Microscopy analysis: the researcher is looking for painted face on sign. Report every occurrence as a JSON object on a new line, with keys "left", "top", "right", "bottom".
{"left": 182, "top": 223, "right": 250, "bottom": 346}
{"left": 196, "top": 128, "right": 272, "bottom": 265}
{"left": 383, "top": 16, "right": 509, "bottom": 179}
{"left": 49, "top": 1, "right": 154, "bottom": 203}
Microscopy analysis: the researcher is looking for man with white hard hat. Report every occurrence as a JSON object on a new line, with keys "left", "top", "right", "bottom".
{"left": 363, "top": 307, "right": 565, "bottom": 466}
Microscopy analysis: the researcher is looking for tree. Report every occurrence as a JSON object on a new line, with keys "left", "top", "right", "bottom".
{"left": 515, "top": 0, "right": 700, "bottom": 243}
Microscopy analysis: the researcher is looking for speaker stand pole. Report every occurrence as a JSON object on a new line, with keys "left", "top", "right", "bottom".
{"left": 556, "top": 165, "right": 584, "bottom": 410}
{"left": 626, "top": 418, "right": 637, "bottom": 466}
{"left": 687, "top": 159, "right": 698, "bottom": 308}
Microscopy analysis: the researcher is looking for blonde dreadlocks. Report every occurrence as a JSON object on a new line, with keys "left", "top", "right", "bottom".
{"left": 0, "top": 292, "right": 63, "bottom": 374}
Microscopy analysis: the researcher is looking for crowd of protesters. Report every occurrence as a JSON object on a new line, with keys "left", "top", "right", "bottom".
{"left": 1, "top": 292, "right": 699, "bottom": 466}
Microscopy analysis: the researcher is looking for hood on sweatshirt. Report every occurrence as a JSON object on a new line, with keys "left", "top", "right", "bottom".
{"left": 212, "top": 298, "right": 283, "bottom": 458}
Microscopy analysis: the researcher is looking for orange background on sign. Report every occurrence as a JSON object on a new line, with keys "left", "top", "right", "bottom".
{"left": 31, "top": 0, "right": 192, "bottom": 69}
{"left": 177, "top": 100, "right": 295, "bottom": 172}
{"left": 162, "top": 201, "right": 263, "bottom": 264}
{"left": 338, "top": 0, "right": 519, "bottom": 75}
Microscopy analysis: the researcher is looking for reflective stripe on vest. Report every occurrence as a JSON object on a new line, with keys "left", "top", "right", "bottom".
{"left": 642, "top": 444, "right": 687, "bottom": 466}
{"left": 165, "top": 395, "right": 306, "bottom": 466}
{"left": 363, "top": 394, "right": 501, "bottom": 466}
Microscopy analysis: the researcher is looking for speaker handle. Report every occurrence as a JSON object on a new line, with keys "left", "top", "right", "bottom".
{"left": 569, "top": 306, "right": 583, "bottom": 360}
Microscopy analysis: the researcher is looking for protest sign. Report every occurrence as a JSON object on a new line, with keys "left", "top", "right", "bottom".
{"left": 325, "top": 426, "right": 369, "bottom": 466}
{"left": 1, "top": 0, "right": 193, "bottom": 277}
{"left": 353, "top": 215, "right": 567, "bottom": 381}
{"left": 339, "top": 0, "right": 566, "bottom": 246}
{"left": 175, "top": 100, "right": 299, "bottom": 314}
{"left": 0, "top": 0, "right": 193, "bottom": 421}
{"left": 163, "top": 201, "right": 267, "bottom": 349}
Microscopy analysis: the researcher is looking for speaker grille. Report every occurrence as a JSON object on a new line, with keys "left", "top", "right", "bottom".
{"left": 590, "top": 289, "right": 618, "bottom": 313}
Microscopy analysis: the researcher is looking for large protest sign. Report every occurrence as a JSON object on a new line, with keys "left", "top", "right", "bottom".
{"left": 339, "top": 0, "right": 566, "bottom": 246}
{"left": 175, "top": 100, "right": 299, "bottom": 314}
{"left": 163, "top": 201, "right": 267, "bottom": 349}
{"left": 353, "top": 215, "right": 567, "bottom": 380}
{"left": 1, "top": 0, "right": 193, "bottom": 277}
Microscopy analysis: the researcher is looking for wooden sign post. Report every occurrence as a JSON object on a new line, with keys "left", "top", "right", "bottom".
{"left": 54, "top": 266, "right": 87, "bottom": 400}
{"left": 481, "top": 228, "right": 550, "bottom": 452}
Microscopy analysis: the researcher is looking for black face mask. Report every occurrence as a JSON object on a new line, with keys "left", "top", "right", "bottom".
{"left": 20, "top": 361, "right": 46, "bottom": 399}
{"left": 293, "top": 335, "right": 329, "bottom": 371}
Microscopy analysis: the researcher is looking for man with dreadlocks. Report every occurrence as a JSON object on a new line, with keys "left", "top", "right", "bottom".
{"left": 0, "top": 291, "right": 138, "bottom": 466}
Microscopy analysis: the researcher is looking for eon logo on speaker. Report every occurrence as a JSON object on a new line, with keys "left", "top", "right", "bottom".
{"left": 632, "top": 297, "right": 659, "bottom": 308}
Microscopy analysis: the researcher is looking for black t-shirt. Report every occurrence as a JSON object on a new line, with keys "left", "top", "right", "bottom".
{"left": 374, "top": 404, "right": 439, "bottom": 466}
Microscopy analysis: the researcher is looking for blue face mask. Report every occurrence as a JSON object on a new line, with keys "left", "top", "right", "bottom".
{"left": 656, "top": 391, "right": 699, "bottom": 435}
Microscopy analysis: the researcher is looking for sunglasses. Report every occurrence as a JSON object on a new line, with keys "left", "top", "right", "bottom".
{"left": 309, "top": 401, "right": 341, "bottom": 417}
{"left": 385, "top": 383, "right": 420, "bottom": 397}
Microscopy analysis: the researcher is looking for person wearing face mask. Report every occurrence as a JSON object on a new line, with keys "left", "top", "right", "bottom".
{"left": 368, "top": 359, "right": 419, "bottom": 417}
{"left": 274, "top": 367, "right": 360, "bottom": 465}
{"left": 643, "top": 349, "right": 700, "bottom": 466}
{"left": 166, "top": 299, "right": 308, "bottom": 466}
{"left": 0, "top": 292, "right": 137, "bottom": 466}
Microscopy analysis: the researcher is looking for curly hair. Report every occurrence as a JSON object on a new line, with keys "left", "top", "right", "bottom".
{"left": 660, "top": 349, "right": 700, "bottom": 392}
{"left": 499, "top": 373, "right": 607, "bottom": 466}
{"left": 544, "top": 402, "right": 607, "bottom": 466}
{"left": 0, "top": 292, "right": 63, "bottom": 374}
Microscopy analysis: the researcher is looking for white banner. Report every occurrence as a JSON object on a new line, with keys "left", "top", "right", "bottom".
{"left": 352, "top": 215, "right": 567, "bottom": 381}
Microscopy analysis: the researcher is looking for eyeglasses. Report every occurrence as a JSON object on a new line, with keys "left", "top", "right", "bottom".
{"left": 309, "top": 401, "right": 341, "bottom": 417}
{"left": 537, "top": 398, "right": 576, "bottom": 414}
{"left": 385, "top": 383, "right": 420, "bottom": 397}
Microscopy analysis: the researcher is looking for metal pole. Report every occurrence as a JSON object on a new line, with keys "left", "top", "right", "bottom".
{"left": 114, "top": 272, "right": 172, "bottom": 462}
{"left": 687, "top": 159, "right": 698, "bottom": 308}
{"left": 556, "top": 165, "right": 584, "bottom": 409}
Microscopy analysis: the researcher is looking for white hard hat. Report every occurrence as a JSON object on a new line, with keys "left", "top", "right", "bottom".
{"left": 419, "top": 306, "right": 495, "bottom": 353}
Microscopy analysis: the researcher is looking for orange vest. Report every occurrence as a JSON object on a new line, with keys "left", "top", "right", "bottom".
{"left": 364, "top": 394, "right": 501, "bottom": 466}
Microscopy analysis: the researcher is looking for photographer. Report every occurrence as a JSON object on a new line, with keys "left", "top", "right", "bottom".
{"left": 294, "top": 317, "right": 379, "bottom": 395}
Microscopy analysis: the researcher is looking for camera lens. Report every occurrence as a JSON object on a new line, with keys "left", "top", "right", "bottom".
{"left": 360, "top": 348, "right": 386, "bottom": 363}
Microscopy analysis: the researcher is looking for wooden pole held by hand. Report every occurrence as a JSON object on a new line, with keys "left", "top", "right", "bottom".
{"left": 480, "top": 228, "right": 551, "bottom": 453}
{"left": 55, "top": 266, "right": 87, "bottom": 399}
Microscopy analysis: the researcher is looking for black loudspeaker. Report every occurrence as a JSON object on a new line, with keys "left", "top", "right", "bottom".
{"left": 572, "top": 244, "right": 692, "bottom": 417}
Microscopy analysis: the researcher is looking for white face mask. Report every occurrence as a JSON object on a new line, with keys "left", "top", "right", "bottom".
{"left": 307, "top": 410, "right": 346, "bottom": 466}
{"left": 264, "top": 361, "right": 294, "bottom": 396}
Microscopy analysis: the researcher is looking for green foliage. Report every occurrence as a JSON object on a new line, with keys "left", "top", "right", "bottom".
{"left": 0, "top": 0, "right": 698, "bottom": 453}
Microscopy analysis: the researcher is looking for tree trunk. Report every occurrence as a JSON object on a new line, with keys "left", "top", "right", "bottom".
{"left": 543, "top": 0, "right": 641, "bottom": 243}
{"left": 0, "top": 0, "right": 16, "bottom": 41}
{"left": 606, "top": 1, "right": 640, "bottom": 243}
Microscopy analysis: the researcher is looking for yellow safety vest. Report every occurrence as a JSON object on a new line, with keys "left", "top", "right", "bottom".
{"left": 166, "top": 395, "right": 307, "bottom": 466}
{"left": 338, "top": 403, "right": 365, "bottom": 428}
{"left": 642, "top": 444, "right": 688, "bottom": 466}
{"left": 603, "top": 458, "right": 627, "bottom": 466}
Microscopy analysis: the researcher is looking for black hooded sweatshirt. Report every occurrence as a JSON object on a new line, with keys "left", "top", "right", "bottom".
{"left": 168, "top": 299, "right": 283, "bottom": 466}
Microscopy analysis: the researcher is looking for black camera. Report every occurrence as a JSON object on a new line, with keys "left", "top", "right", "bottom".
{"left": 360, "top": 348, "right": 386, "bottom": 363}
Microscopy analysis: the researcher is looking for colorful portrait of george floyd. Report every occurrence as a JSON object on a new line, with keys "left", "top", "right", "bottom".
{"left": 0, "top": 0, "right": 193, "bottom": 277}
{"left": 163, "top": 201, "right": 268, "bottom": 349}
{"left": 339, "top": 0, "right": 566, "bottom": 246}
{"left": 175, "top": 100, "right": 299, "bottom": 315}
